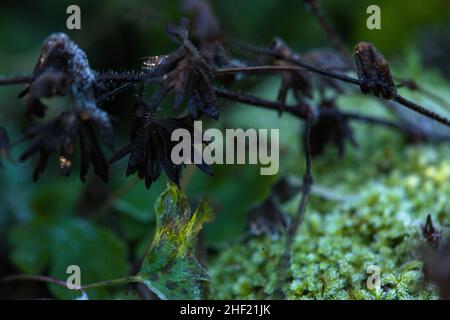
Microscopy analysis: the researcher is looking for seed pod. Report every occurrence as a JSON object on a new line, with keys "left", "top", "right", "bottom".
{"left": 353, "top": 42, "right": 397, "bottom": 99}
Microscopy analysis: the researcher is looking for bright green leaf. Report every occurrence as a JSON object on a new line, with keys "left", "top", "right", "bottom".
{"left": 137, "top": 182, "right": 213, "bottom": 300}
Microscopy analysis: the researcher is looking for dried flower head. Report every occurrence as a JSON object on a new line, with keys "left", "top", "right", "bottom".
{"left": 420, "top": 214, "right": 441, "bottom": 248}
{"left": 309, "top": 100, "right": 357, "bottom": 156}
{"left": 142, "top": 19, "right": 219, "bottom": 120}
{"left": 181, "top": 0, "right": 236, "bottom": 72}
{"left": 353, "top": 42, "right": 397, "bottom": 99}
{"left": 110, "top": 100, "right": 212, "bottom": 189}
{"left": 19, "top": 33, "right": 114, "bottom": 147}
{"left": 20, "top": 109, "right": 110, "bottom": 182}
{"left": 270, "top": 38, "right": 313, "bottom": 106}
{"left": 247, "top": 197, "right": 290, "bottom": 240}
{"left": 246, "top": 178, "right": 298, "bottom": 239}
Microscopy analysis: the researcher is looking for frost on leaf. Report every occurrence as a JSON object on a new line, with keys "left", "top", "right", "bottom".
{"left": 137, "top": 182, "right": 213, "bottom": 300}
{"left": 19, "top": 33, "right": 113, "bottom": 147}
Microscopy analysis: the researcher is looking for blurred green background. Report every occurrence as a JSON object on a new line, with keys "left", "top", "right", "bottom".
{"left": 0, "top": 0, "right": 449, "bottom": 299}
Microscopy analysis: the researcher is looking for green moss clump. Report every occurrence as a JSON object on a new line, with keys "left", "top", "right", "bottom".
{"left": 209, "top": 121, "right": 449, "bottom": 299}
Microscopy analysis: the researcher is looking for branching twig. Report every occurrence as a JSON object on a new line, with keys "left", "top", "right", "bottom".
{"left": 214, "top": 86, "right": 405, "bottom": 131}
{"left": 397, "top": 79, "right": 450, "bottom": 110}
{"left": 227, "top": 41, "right": 361, "bottom": 86}
{"left": 394, "top": 95, "right": 450, "bottom": 127}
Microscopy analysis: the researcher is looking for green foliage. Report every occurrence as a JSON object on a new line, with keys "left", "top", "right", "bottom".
{"left": 136, "top": 183, "right": 213, "bottom": 300}
{"left": 209, "top": 115, "right": 450, "bottom": 299}
{"left": 1, "top": 0, "right": 449, "bottom": 301}
{"left": 9, "top": 217, "right": 128, "bottom": 299}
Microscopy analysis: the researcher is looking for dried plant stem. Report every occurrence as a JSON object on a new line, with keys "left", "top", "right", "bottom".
{"left": 221, "top": 45, "right": 361, "bottom": 86}
{"left": 304, "top": 0, "right": 351, "bottom": 59}
{"left": 214, "top": 87, "right": 404, "bottom": 131}
{"left": 1, "top": 274, "right": 68, "bottom": 288}
{"left": 97, "top": 83, "right": 135, "bottom": 104}
{"left": 214, "top": 86, "right": 309, "bottom": 118}
{"left": 217, "top": 54, "right": 450, "bottom": 128}
{"left": 3, "top": 66, "right": 449, "bottom": 129}
{"left": 273, "top": 112, "right": 313, "bottom": 299}
{"left": 302, "top": 1, "right": 450, "bottom": 126}
{"left": 1, "top": 273, "right": 140, "bottom": 291}
{"left": 80, "top": 276, "right": 140, "bottom": 290}
{"left": 394, "top": 95, "right": 450, "bottom": 127}
{"left": 0, "top": 75, "right": 34, "bottom": 85}
{"left": 414, "top": 88, "right": 450, "bottom": 110}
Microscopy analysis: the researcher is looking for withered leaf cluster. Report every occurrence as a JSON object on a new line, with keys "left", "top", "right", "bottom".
{"left": 110, "top": 100, "right": 212, "bottom": 189}
{"left": 141, "top": 18, "right": 220, "bottom": 120}
{"left": 270, "top": 38, "right": 313, "bottom": 106}
{"left": 181, "top": 0, "right": 239, "bottom": 76}
{"left": 20, "top": 110, "right": 109, "bottom": 182}
{"left": 18, "top": 33, "right": 113, "bottom": 182}
{"left": 246, "top": 178, "right": 294, "bottom": 239}
{"left": 309, "top": 100, "right": 357, "bottom": 157}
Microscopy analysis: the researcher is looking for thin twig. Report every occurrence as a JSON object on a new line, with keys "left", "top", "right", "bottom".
{"left": 1, "top": 273, "right": 140, "bottom": 291}
{"left": 304, "top": 0, "right": 351, "bottom": 59}
{"left": 1, "top": 274, "right": 68, "bottom": 288}
{"left": 394, "top": 95, "right": 450, "bottom": 127}
{"left": 227, "top": 42, "right": 450, "bottom": 128}
{"left": 0, "top": 75, "right": 34, "bottom": 85}
{"left": 96, "top": 73, "right": 164, "bottom": 84}
{"left": 80, "top": 276, "right": 140, "bottom": 290}
{"left": 97, "top": 83, "right": 135, "bottom": 104}
{"left": 273, "top": 111, "right": 314, "bottom": 299}
{"left": 214, "top": 86, "right": 309, "bottom": 118}
{"left": 214, "top": 86, "right": 404, "bottom": 131}
{"left": 397, "top": 79, "right": 450, "bottom": 110}
{"left": 227, "top": 40, "right": 361, "bottom": 86}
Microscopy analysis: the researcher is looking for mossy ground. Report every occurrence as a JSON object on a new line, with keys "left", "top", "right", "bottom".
{"left": 208, "top": 104, "right": 450, "bottom": 299}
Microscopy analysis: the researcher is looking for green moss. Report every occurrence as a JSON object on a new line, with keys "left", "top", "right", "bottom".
{"left": 209, "top": 121, "right": 449, "bottom": 299}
